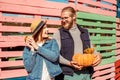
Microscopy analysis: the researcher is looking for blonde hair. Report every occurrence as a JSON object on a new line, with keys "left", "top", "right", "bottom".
{"left": 33, "top": 28, "right": 43, "bottom": 42}
{"left": 61, "top": 6, "right": 76, "bottom": 16}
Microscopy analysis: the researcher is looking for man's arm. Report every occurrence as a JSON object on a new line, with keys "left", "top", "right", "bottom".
{"left": 53, "top": 30, "right": 70, "bottom": 65}
{"left": 52, "top": 30, "right": 83, "bottom": 70}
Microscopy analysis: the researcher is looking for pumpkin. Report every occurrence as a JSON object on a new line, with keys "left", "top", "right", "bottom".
{"left": 83, "top": 48, "right": 94, "bottom": 54}
{"left": 72, "top": 53, "right": 95, "bottom": 67}
{"left": 24, "top": 36, "right": 28, "bottom": 42}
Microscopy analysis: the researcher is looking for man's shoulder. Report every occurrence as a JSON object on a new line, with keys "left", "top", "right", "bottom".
{"left": 54, "top": 29, "right": 60, "bottom": 34}
{"left": 52, "top": 28, "right": 60, "bottom": 39}
{"left": 77, "top": 24, "right": 88, "bottom": 32}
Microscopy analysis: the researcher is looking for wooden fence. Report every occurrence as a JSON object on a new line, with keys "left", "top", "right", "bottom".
{"left": 0, "top": 0, "right": 118, "bottom": 80}
{"left": 116, "top": 17, "right": 120, "bottom": 80}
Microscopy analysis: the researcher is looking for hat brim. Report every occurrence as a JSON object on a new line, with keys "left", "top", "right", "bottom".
{"left": 32, "top": 20, "right": 46, "bottom": 36}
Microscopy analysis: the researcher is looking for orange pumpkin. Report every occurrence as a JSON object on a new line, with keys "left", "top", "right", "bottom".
{"left": 72, "top": 53, "right": 95, "bottom": 67}
{"left": 83, "top": 48, "right": 94, "bottom": 54}
{"left": 24, "top": 36, "right": 28, "bottom": 42}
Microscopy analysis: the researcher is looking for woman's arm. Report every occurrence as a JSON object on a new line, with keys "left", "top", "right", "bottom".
{"left": 37, "top": 39, "right": 59, "bottom": 62}
{"left": 22, "top": 47, "right": 36, "bottom": 73}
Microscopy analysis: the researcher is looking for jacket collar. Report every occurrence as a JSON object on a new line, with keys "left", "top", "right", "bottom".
{"left": 77, "top": 24, "right": 86, "bottom": 33}
{"left": 60, "top": 24, "right": 85, "bottom": 34}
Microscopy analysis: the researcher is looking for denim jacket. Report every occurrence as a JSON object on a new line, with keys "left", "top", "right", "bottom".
{"left": 22, "top": 39, "right": 62, "bottom": 80}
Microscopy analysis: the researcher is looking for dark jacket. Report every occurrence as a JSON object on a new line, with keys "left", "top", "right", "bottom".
{"left": 59, "top": 24, "right": 94, "bottom": 76}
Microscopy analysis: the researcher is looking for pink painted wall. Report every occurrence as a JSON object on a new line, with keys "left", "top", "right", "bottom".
{"left": 0, "top": 0, "right": 118, "bottom": 80}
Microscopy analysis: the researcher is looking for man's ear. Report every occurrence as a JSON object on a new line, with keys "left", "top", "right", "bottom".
{"left": 73, "top": 14, "right": 76, "bottom": 20}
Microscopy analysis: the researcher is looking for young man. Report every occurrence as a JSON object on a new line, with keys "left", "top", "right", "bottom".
{"left": 53, "top": 6, "right": 102, "bottom": 80}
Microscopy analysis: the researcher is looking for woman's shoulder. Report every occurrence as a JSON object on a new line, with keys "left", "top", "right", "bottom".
{"left": 45, "top": 39, "right": 58, "bottom": 48}
{"left": 46, "top": 39, "right": 57, "bottom": 43}
{"left": 23, "top": 46, "right": 30, "bottom": 51}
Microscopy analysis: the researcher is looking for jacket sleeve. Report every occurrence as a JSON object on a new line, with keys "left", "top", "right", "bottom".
{"left": 37, "top": 39, "right": 59, "bottom": 62}
{"left": 52, "top": 29, "right": 61, "bottom": 51}
{"left": 22, "top": 47, "right": 37, "bottom": 73}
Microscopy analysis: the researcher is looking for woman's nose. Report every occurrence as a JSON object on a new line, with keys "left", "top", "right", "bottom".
{"left": 46, "top": 28, "right": 49, "bottom": 33}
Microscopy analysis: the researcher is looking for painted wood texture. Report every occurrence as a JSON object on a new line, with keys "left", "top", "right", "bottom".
{"left": 0, "top": 0, "right": 116, "bottom": 16}
{"left": 0, "top": 0, "right": 117, "bottom": 80}
{"left": 92, "top": 63, "right": 115, "bottom": 80}
{"left": 77, "top": 12, "right": 116, "bottom": 80}
{"left": 116, "top": 18, "right": 120, "bottom": 60}
{"left": 77, "top": 12, "right": 116, "bottom": 65}
{"left": 115, "top": 17, "right": 120, "bottom": 80}
{"left": 115, "top": 60, "right": 120, "bottom": 80}
{"left": 70, "top": 0, "right": 116, "bottom": 16}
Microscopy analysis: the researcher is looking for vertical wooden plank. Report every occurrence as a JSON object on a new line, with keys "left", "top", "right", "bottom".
{"left": 0, "top": 12, "right": 2, "bottom": 74}
{"left": 0, "top": 49, "right": 1, "bottom": 74}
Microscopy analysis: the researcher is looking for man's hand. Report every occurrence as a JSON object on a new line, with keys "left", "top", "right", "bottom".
{"left": 70, "top": 61, "right": 83, "bottom": 70}
{"left": 92, "top": 53, "right": 102, "bottom": 67}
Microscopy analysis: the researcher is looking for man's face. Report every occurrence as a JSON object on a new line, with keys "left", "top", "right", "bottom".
{"left": 61, "top": 11, "right": 75, "bottom": 30}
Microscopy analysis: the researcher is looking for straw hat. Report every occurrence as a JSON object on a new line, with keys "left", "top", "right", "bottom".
{"left": 24, "top": 19, "right": 47, "bottom": 42}
{"left": 30, "top": 19, "right": 47, "bottom": 36}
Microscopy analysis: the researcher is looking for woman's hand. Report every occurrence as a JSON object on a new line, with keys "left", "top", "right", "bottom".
{"left": 29, "top": 36, "right": 39, "bottom": 50}
{"left": 25, "top": 36, "right": 34, "bottom": 51}
{"left": 25, "top": 36, "right": 38, "bottom": 51}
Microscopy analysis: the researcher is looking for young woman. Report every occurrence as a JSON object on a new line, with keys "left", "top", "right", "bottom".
{"left": 23, "top": 19, "right": 62, "bottom": 80}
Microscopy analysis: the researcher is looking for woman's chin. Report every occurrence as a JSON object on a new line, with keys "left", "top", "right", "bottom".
{"left": 43, "top": 36, "right": 49, "bottom": 39}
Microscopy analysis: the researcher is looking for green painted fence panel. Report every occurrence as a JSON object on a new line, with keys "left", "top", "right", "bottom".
{"left": 76, "top": 12, "right": 116, "bottom": 65}
{"left": 77, "top": 20, "right": 116, "bottom": 28}
{"left": 77, "top": 12, "right": 116, "bottom": 22}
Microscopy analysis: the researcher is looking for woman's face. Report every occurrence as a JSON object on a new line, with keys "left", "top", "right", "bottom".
{"left": 41, "top": 25, "right": 49, "bottom": 38}
{"left": 34, "top": 24, "right": 49, "bottom": 42}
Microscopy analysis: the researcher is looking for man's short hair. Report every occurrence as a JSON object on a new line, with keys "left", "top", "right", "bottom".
{"left": 61, "top": 6, "right": 76, "bottom": 15}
